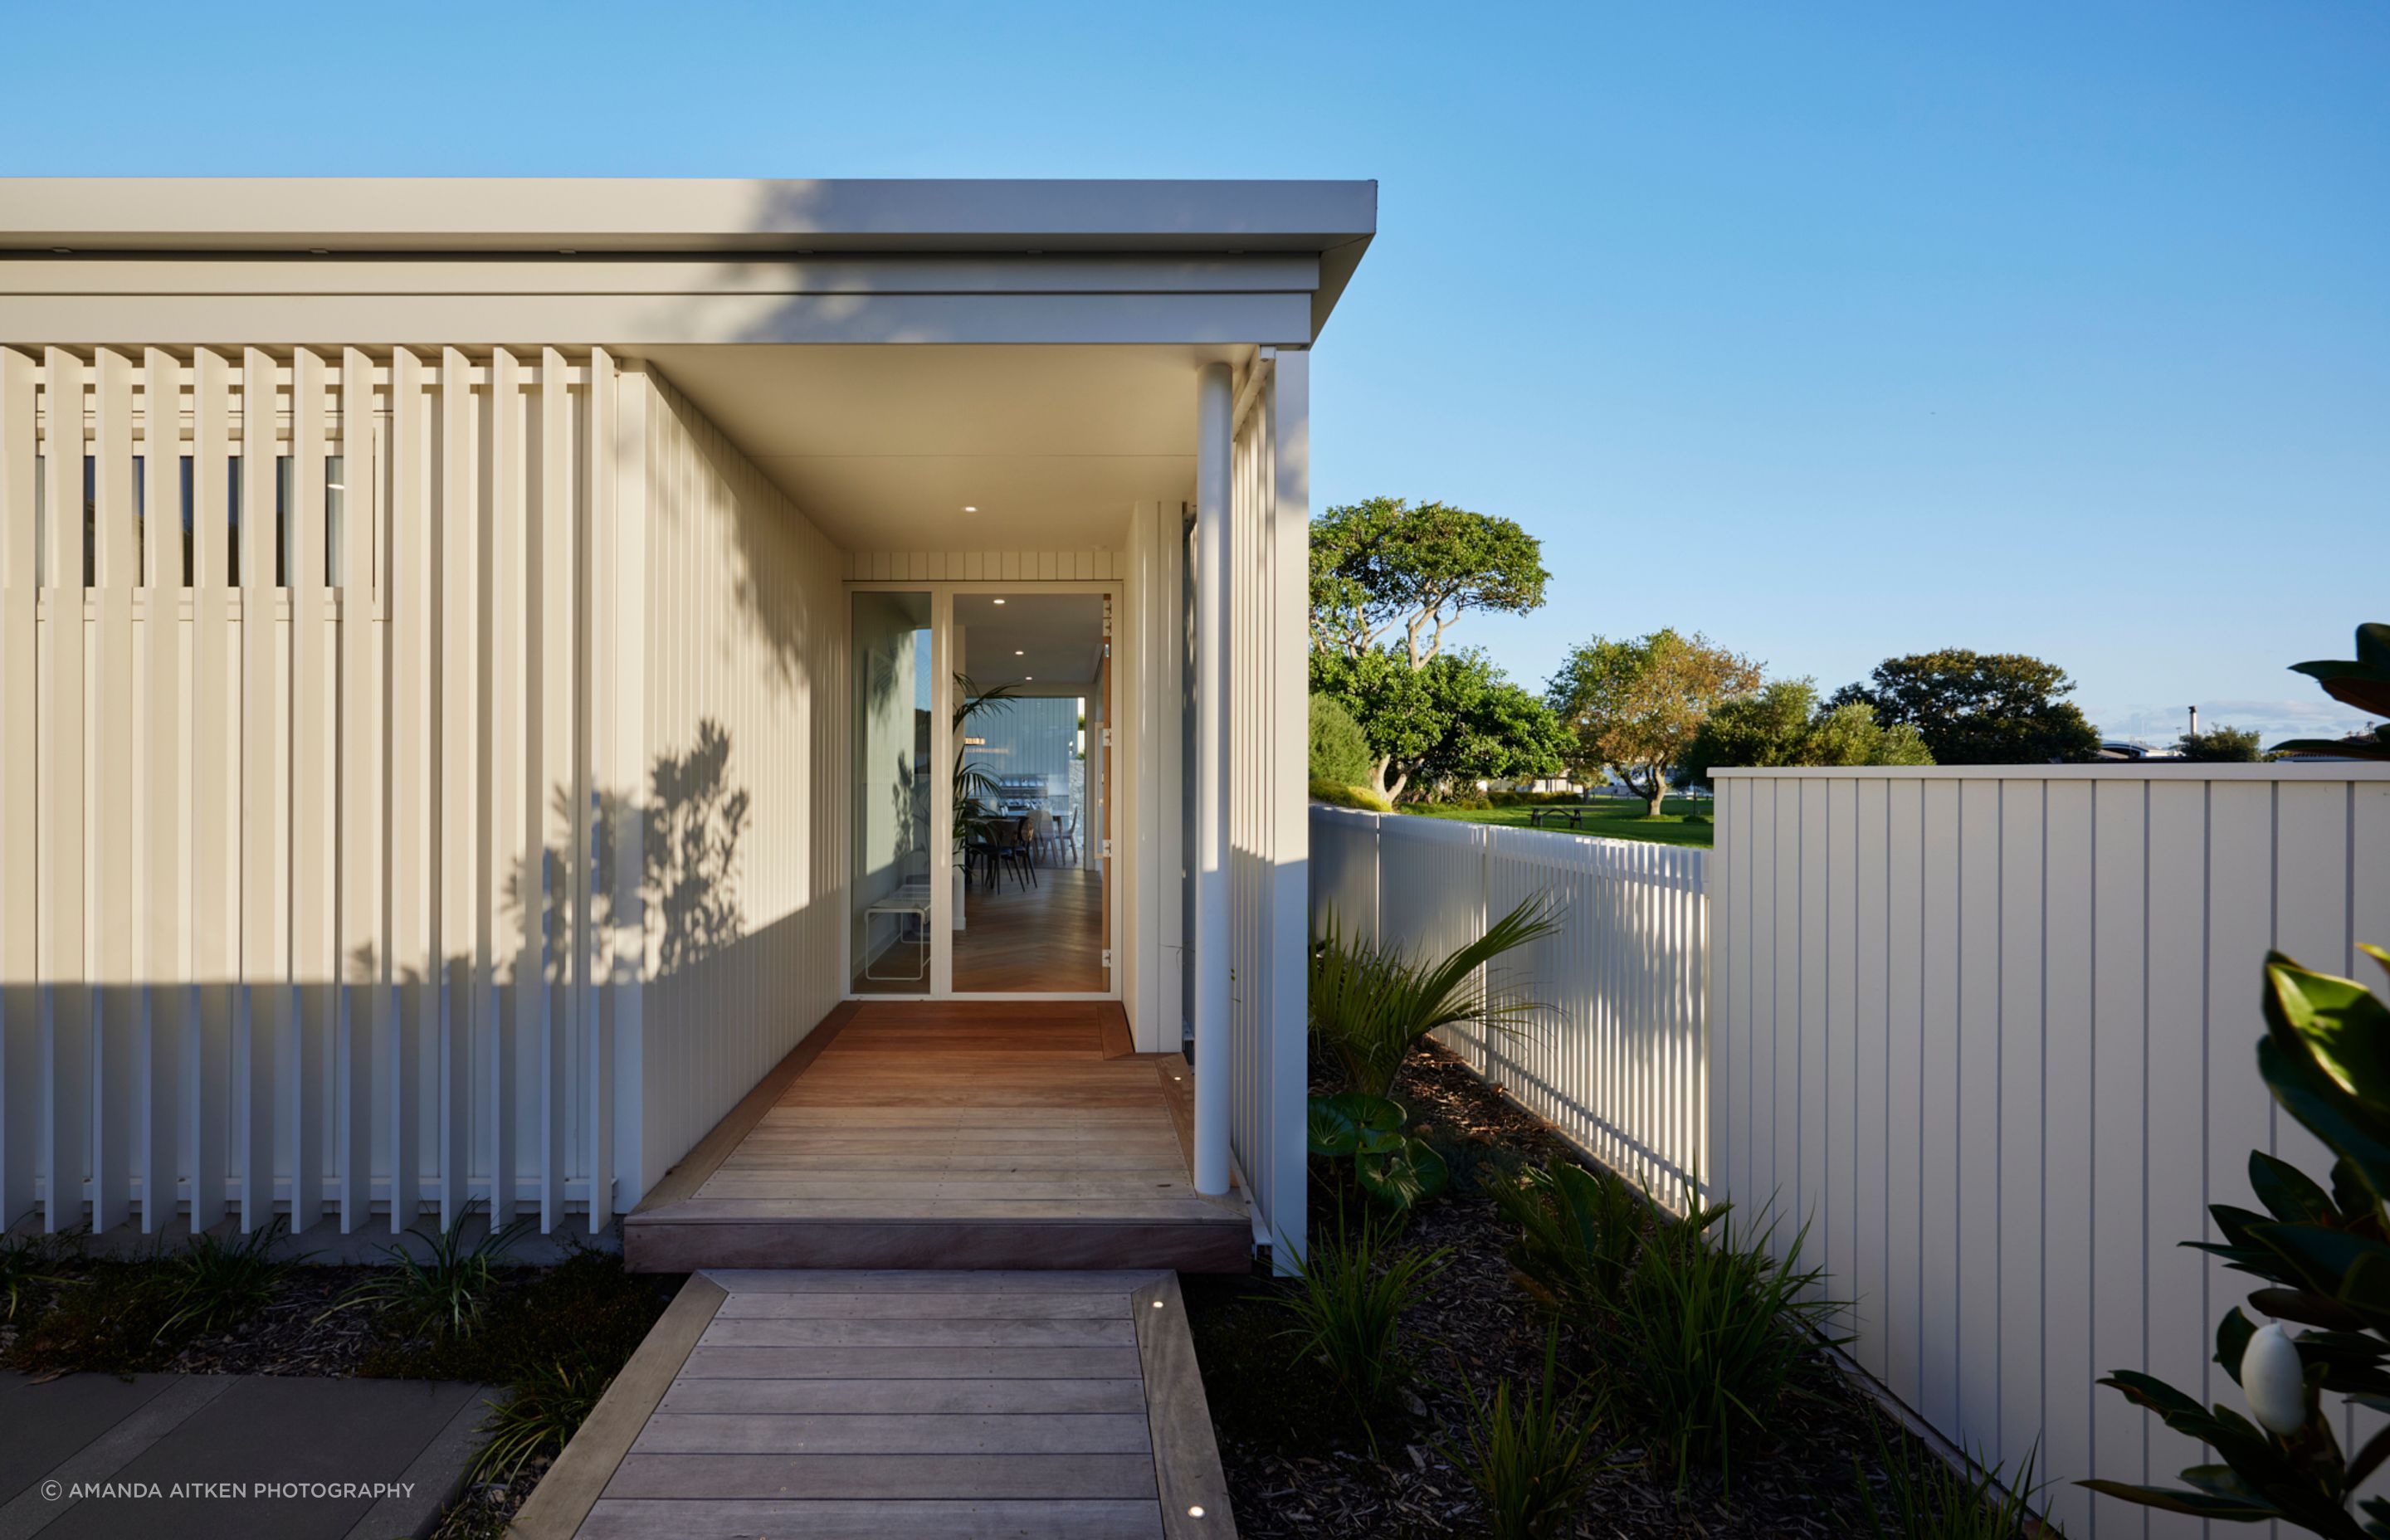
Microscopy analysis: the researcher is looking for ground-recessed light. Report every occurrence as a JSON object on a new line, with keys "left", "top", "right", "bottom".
{"left": 962, "top": 504, "right": 977, "bottom": 512}
{"left": 992, "top": 598, "right": 1005, "bottom": 605}
{"left": 1013, "top": 650, "right": 1024, "bottom": 655}
{"left": 1189, "top": 1507, "right": 1206, "bottom": 1519}
{"left": 1024, "top": 675, "right": 1033, "bottom": 680}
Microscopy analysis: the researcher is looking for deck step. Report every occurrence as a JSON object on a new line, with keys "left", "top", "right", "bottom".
{"left": 624, "top": 1211, "right": 1251, "bottom": 1274}
{"left": 514, "top": 1270, "right": 1236, "bottom": 1540}
{"left": 622, "top": 1001, "right": 1251, "bottom": 1274}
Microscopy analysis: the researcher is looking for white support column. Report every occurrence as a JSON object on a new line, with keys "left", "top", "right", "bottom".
{"left": 1193, "top": 362, "right": 1233, "bottom": 1196}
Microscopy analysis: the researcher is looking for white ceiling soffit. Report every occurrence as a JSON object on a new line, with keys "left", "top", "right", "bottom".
{"left": 642, "top": 344, "right": 1233, "bottom": 552}
{"left": 956, "top": 592, "right": 1108, "bottom": 690}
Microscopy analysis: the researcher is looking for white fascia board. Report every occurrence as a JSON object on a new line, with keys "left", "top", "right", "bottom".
{"left": 0, "top": 178, "right": 1378, "bottom": 254}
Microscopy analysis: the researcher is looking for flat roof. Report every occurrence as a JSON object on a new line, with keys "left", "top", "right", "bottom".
{"left": 0, "top": 178, "right": 1375, "bottom": 255}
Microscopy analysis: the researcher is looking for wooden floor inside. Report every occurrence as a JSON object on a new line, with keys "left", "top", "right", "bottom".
{"left": 851, "top": 865, "right": 1108, "bottom": 995}
{"left": 625, "top": 1002, "right": 1248, "bottom": 1274}
{"left": 543, "top": 1269, "right": 1233, "bottom": 1539}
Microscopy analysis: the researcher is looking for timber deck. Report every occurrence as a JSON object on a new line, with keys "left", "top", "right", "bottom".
{"left": 513, "top": 1269, "right": 1234, "bottom": 1540}
{"left": 624, "top": 1001, "right": 1251, "bottom": 1274}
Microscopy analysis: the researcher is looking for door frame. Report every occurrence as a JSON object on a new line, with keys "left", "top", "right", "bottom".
{"left": 845, "top": 578, "right": 1124, "bottom": 1002}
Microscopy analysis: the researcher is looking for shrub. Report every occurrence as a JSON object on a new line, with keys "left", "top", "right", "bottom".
{"left": 1613, "top": 1208, "right": 1846, "bottom": 1490}
{"left": 161, "top": 1217, "right": 306, "bottom": 1338}
{"left": 1275, "top": 1209, "right": 1451, "bottom": 1438}
{"left": 1309, "top": 1091, "right": 1448, "bottom": 1211}
{"left": 328, "top": 1201, "right": 529, "bottom": 1343}
{"left": 1440, "top": 1329, "right": 1614, "bottom": 1540}
{"left": 6, "top": 1260, "right": 183, "bottom": 1376}
{"left": 0, "top": 1234, "right": 71, "bottom": 1323}
{"left": 1310, "top": 895, "right": 1559, "bottom": 1099}
{"left": 1310, "top": 693, "right": 1376, "bottom": 787}
{"left": 1860, "top": 1418, "right": 2048, "bottom": 1539}
{"left": 1310, "top": 777, "right": 1394, "bottom": 813}
{"left": 1493, "top": 1158, "right": 1724, "bottom": 1322}
{"left": 472, "top": 1358, "right": 608, "bottom": 1482}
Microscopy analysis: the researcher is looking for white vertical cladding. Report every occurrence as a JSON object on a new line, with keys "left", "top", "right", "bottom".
{"left": 1122, "top": 500, "right": 1186, "bottom": 1053}
{"left": 1193, "top": 363, "right": 1233, "bottom": 1199}
{"left": 1222, "top": 350, "right": 1310, "bottom": 1262}
{"left": 627, "top": 368, "right": 849, "bottom": 1206}
{"left": 0, "top": 346, "right": 652, "bottom": 1235}
{"left": 1712, "top": 764, "right": 2390, "bottom": 1538}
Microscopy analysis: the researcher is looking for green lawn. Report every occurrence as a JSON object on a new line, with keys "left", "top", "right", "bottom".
{"left": 1397, "top": 797, "right": 1715, "bottom": 849}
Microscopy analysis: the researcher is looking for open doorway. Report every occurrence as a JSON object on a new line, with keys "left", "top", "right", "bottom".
{"left": 952, "top": 591, "right": 1111, "bottom": 993}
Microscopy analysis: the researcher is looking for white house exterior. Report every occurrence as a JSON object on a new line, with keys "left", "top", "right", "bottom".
{"left": 0, "top": 178, "right": 1371, "bottom": 1258}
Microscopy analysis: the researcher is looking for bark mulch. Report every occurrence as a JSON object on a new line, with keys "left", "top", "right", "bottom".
{"left": 1185, "top": 1040, "right": 1988, "bottom": 1539}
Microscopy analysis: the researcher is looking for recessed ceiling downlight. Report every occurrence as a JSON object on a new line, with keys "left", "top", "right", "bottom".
{"left": 962, "top": 504, "right": 978, "bottom": 512}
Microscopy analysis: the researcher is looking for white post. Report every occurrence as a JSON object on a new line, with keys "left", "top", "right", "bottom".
{"left": 1193, "top": 362, "right": 1233, "bottom": 1196}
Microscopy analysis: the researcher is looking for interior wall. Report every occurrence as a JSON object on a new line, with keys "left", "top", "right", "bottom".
{"left": 629, "top": 367, "right": 848, "bottom": 1202}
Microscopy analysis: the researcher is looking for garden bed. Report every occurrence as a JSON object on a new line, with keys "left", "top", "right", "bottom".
{"left": 0, "top": 1224, "right": 674, "bottom": 1540}
{"left": 1185, "top": 1041, "right": 2028, "bottom": 1538}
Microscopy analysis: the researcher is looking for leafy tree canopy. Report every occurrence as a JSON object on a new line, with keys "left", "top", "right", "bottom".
{"left": 1310, "top": 497, "right": 1549, "bottom": 667}
{"left": 1547, "top": 630, "right": 1762, "bottom": 814}
{"left": 1682, "top": 679, "right": 1934, "bottom": 785}
{"left": 1311, "top": 646, "right": 1568, "bottom": 802}
{"left": 1831, "top": 648, "right": 2101, "bottom": 764}
{"left": 2178, "top": 724, "right": 2265, "bottom": 763}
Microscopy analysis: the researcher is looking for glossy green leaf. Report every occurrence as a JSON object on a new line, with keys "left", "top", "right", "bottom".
{"left": 2076, "top": 1478, "right": 2280, "bottom": 1520}
{"left": 2254, "top": 1151, "right": 2343, "bottom": 1226}
{"left": 1355, "top": 1135, "right": 1449, "bottom": 1211}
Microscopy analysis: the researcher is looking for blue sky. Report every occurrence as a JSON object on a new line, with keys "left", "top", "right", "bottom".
{"left": 9, "top": 1, "right": 2383, "bottom": 746}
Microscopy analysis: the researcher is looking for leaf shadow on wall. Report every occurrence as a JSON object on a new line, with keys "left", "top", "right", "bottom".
{"left": 348, "top": 717, "right": 751, "bottom": 991}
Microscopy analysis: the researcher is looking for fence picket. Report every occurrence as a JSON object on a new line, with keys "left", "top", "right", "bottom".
{"left": 0, "top": 348, "right": 35, "bottom": 1231}
{"left": 138, "top": 348, "right": 187, "bottom": 1233}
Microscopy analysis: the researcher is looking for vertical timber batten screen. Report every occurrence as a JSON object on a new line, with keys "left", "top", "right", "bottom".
{"left": 0, "top": 344, "right": 634, "bottom": 1235}
{"left": 1227, "top": 352, "right": 1309, "bottom": 1264}
{"left": 1308, "top": 807, "right": 1710, "bottom": 1201}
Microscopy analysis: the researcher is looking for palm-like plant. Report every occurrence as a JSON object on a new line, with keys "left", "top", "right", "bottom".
{"left": 1310, "top": 894, "right": 1560, "bottom": 1099}
{"left": 951, "top": 675, "right": 1018, "bottom": 851}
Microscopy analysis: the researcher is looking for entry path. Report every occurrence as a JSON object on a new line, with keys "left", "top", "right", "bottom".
{"left": 515, "top": 1269, "right": 1234, "bottom": 1540}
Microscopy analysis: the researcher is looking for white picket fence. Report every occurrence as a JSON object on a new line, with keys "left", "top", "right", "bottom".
{"left": 1308, "top": 807, "right": 1709, "bottom": 1199}
{"left": 1315, "top": 767, "right": 2390, "bottom": 1538}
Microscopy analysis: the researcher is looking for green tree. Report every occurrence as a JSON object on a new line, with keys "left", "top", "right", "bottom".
{"left": 2179, "top": 724, "right": 2265, "bottom": 763}
{"left": 1832, "top": 649, "right": 2101, "bottom": 764}
{"left": 1312, "top": 648, "right": 1567, "bottom": 802}
{"left": 1309, "top": 692, "right": 1375, "bottom": 787}
{"left": 1310, "top": 497, "right": 1549, "bottom": 667}
{"left": 1547, "top": 631, "right": 1763, "bottom": 816}
{"left": 1681, "top": 678, "right": 1934, "bottom": 784}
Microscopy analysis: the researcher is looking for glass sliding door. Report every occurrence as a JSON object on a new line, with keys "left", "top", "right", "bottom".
{"left": 850, "top": 590, "right": 935, "bottom": 993}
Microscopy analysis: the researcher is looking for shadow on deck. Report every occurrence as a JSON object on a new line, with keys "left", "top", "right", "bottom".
{"left": 624, "top": 1001, "right": 1251, "bottom": 1274}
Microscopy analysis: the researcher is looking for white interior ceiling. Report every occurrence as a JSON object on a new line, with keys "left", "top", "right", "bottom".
{"left": 957, "top": 592, "right": 1107, "bottom": 692}
{"left": 637, "top": 344, "right": 1242, "bottom": 552}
